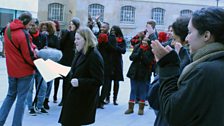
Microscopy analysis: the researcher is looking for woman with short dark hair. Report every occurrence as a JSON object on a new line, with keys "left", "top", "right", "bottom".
{"left": 151, "top": 7, "right": 224, "bottom": 126}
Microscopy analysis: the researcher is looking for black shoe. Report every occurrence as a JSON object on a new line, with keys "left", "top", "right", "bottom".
{"left": 105, "top": 97, "right": 110, "bottom": 104}
{"left": 37, "top": 108, "right": 48, "bottom": 114}
{"left": 58, "top": 102, "right": 63, "bottom": 106}
{"left": 53, "top": 96, "right": 57, "bottom": 103}
{"left": 44, "top": 99, "right": 50, "bottom": 110}
{"left": 29, "top": 108, "right": 37, "bottom": 116}
{"left": 97, "top": 103, "right": 104, "bottom": 109}
{"left": 104, "top": 99, "right": 110, "bottom": 104}
{"left": 113, "top": 101, "right": 118, "bottom": 105}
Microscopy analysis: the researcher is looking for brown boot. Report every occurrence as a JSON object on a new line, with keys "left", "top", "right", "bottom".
{"left": 124, "top": 101, "right": 134, "bottom": 114}
{"left": 138, "top": 102, "right": 145, "bottom": 115}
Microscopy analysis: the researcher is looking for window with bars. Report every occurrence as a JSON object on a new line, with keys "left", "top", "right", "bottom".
{"left": 180, "top": 9, "right": 192, "bottom": 17}
{"left": 88, "top": 4, "right": 104, "bottom": 21}
{"left": 48, "top": 3, "right": 64, "bottom": 21}
{"left": 152, "top": 8, "right": 165, "bottom": 25}
{"left": 120, "top": 6, "right": 135, "bottom": 24}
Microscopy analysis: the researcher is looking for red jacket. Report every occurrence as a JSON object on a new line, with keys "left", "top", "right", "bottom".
{"left": 4, "top": 19, "right": 36, "bottom": 78}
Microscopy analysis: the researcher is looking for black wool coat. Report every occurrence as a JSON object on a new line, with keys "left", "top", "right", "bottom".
{"left": 158, "top": 51, "right": 224, "bottom": 126}
{"left": 111, "top": 39, "right": 126, "bottom": 81}
{"left": 59, "top": 30, "right": 76, "bottom": 66}
{"left": 59, "top": 47, "right": 104, "bottom": 126}
{"left": 98, "top": 34, "right": 116, "bottom": 78}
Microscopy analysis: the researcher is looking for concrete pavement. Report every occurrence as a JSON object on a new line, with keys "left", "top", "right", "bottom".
{"left": 0, "top": 51, "right": 156, "bottom": 126}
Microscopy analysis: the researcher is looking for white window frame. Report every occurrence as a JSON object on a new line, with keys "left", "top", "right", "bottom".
{"left": 88, "top": 4, "right": 104, "bottom": 21}
{"left": 180, "top": 9, "right": 192, "bottom": 17}
{"left": 152, "top": 8, "right": 165, "bottom": 25}
{"left": 120, "top": 6, "right": 135, "bottom": 24}
{"left": 48, "top": 3, "right": 64, "bottom": 21}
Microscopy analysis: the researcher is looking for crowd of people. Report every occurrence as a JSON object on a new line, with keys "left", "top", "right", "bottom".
{"left": 0, "top": 6, "right": 224, "bottom": 126}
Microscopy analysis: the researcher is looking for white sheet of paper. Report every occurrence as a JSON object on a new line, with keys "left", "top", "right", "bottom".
{"left": 34, "top": 59, "right": 62, "bottom": 82}
{"left": 45, "top": 59, "right": 71, "bottom": 77}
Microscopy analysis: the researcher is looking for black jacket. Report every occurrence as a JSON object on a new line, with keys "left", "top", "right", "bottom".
{"left": 158, "top": 50, "right": 224, "bottom": 126}
{"left": 127, "top": 44, "right": 154, "bottom": 81}
{"left": 98, "top": 34, "right": 116, "bottom": 78}
{"left": 59, "top": 30, "right": 75, "bottom": 66}
{"left": 150, "top": 47, "right": 190, "bottom": 126}
{"left": 111, "top": 38, "right": 126, "bottom": 81}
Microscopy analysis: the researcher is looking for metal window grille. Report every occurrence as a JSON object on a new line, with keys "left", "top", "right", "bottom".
{"left": 152, "top": 8, "right": 165, "bottom": 25}
{"left": 120, "top": 6, "right": 135, "bottom": 24}
{"left": 88, "top": 4, "right": 104, "bottom": 21}
{"left": 180, "top": 9, "right": 192, "bottom": 17}
{"left": 48, "top": 3, "right": 64, "bottom": 21}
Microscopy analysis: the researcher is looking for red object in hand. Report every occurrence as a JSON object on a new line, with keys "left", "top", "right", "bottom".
{"left": 158, "top": 31, "right": 168, "bottom": 43}
{"left": 116, "top": 37, "right": 123, "bottom": 43}
{"left": 98, "top": 33, "right": 108, "bottom": 43}
{"left": 140, "top": 44, "right": 149, "bottom": 51}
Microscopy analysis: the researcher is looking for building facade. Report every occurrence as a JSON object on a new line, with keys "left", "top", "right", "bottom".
{"left": 39, "top": 0, "right": 223, "bottom": 36}
{"left": 0, "top": 0, "right": 38, "bottom": 29}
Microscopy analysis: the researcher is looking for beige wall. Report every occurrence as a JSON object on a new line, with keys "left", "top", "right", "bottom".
{"left": 38, "top": 0, "right": 222, "bottom": 36}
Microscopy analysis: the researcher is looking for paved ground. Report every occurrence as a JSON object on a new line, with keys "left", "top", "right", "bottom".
{"left": 0, "top": 51, "right": 156, "bottom": 126}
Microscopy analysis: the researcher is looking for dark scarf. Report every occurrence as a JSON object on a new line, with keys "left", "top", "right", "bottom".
{"left": 177, "top": 42, "right": 224, "bottom": 87}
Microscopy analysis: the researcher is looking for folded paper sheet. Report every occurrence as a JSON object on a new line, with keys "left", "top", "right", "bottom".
{"left": 34, "top": 58, "right": 71, "bottom": 82}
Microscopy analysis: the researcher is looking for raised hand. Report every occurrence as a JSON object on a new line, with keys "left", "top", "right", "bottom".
{"left": 151, "top": 40, "right": 173, "bottom": 62}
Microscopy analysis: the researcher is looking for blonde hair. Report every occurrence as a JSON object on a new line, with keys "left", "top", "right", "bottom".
{"left": 76, "top": 27, "right": 97, "bottom": 54}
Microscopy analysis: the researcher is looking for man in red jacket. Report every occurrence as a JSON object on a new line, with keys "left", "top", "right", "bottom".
{"left": 0, "top": 12, "right": 37, "bottom": 126}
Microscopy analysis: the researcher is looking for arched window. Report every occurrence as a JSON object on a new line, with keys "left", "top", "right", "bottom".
{"left": 88, "top": 4, "right": 104, "bottom": 21}
{"left": 48, "top": 3, "right": 64, "bottom": 21}
{"left": 152, "top": 8, "right": 165, "bottom": 25}
{"left": 180, "top": 9, "right": 192, "bottom": 17}
{"left": 120, "top": 6, "right": 135, "bottom": 24}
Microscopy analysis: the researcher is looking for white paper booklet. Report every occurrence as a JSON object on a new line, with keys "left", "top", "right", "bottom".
{"left": 34, "top": 58, "right": 71, "bottom": 82}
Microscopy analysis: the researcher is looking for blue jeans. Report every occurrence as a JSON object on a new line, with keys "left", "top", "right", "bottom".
{"left": 45, "top": 80, "right": 53, "bottom": 99}
{"left": 0, "top": 74, "right": 34, "bottom": 126}
{"left": 26, "top": 71, "right": 46, "bottom": 110}
{"left": 129, "top": 79, "right": 147, "bottom": 102}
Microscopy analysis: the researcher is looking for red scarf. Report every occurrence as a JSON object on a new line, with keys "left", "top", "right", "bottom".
{"left": 98, "top": 33, "right": 108, "bottom": 43}
{"left": 140, "top": 44, "right": 149, "bottom": 51}
{"left": 116, "top": 37, "right": 123, "bottom": 43}
{"left": 31, "top": 30, "right": 40, "bottom": 38}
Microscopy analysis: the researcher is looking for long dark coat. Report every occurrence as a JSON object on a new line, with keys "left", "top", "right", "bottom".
{"left": 111, "top": 38, "right": 126, "bottom": 81}
{"left": 59, "top": 47, "right": 104, "bottom": 126}
{"left": 98, "top": 34, "right": 116, "bottom": 78}
{"left": 59, "top": 30, "right": 76, "bottom": 66}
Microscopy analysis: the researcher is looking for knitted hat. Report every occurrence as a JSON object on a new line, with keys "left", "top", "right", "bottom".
{"left": 71, "top": 17, "right": 80, "bottom": 29}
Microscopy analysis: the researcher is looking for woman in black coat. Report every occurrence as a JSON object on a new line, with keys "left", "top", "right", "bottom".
{"left": 53, "top": 17, "right": 80, "bottom": 105}
{"left": 106, "top": 25, "right": 126, "bottom": 105}
{"left": 151, "top": 7, "right": 224, "bottom": 126}
{"left": 59, "top": 27, "right": 104, "bottom": 126}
